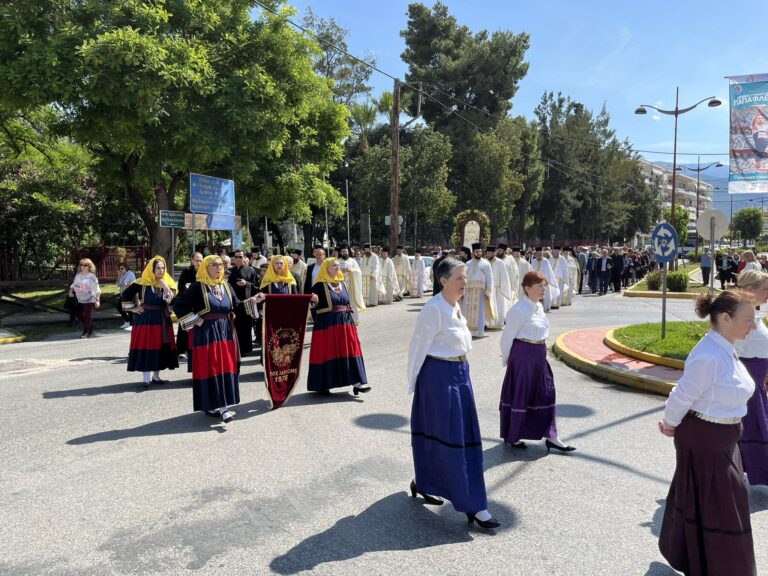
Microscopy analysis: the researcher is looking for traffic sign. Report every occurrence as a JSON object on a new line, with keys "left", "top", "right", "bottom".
{"left": 159, "top": 210, "right": 186, "bottom": 228}
{"left": 652, "top": 223, "right": 679, "bottom": 264}
{"left": 696, "top": 210, "right": 729, "bottom": 241}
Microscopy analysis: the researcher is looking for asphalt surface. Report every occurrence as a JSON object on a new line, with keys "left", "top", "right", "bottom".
{"left": 1, "top": 287, "right": 766, "bottom": 576}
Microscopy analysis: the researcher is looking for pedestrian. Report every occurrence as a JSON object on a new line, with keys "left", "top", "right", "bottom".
{"left": 407, "top": 258, "right": 500, "bottom": 529}
{"left": 577, "top": 247, "right": 588, "bottom": 294}
{"left": 410, "top": 249, "right": 427, "bottom": 299}
{"left": 69, "top": 258, "right": 101, "bottom": 338}
{"left": 121, "top": 256, "right": 179, "bottom": 388}
{"left": 259, "top": 255, "right": 298, "bottom": 294}
{"left": 740, "top": 249, "right": 761, "bottom": 273}
{"left": 700, "top": 246, "right": 712, "bottom": 287}
{"left": 736, "top": 270, "right": 768, "bottom": 486}
{"left": 173, "top": 255, "right": 262, "bottom": 423}
{"left": 229, "top": 249, "right": 259, "bottom": 357}
{"left": 115, "top": 262, "right": 136, "bottom": 330}
{"left": 531, "top": 248, "right": 558, "bottom": 311}
{"left": 307, "top": 258, "right": 369, "bottom": 396}
{"left": 658, "top": 290, "right": 756, "bottom": 576}
{"left": 291, "top": 249, "right": 307, "bottom": 290}
{"left": 176, "top": 252, "right": 203, "bottom": 358}
{"left": 462, "top": 244, "right": 494, "bottom": 334}
{"left": 499, "top": 271, "right": 575, "bottom": 453}
{"left": 378, "top": 247, "right": 400, "bottom": 303}
{"left": 393, "top": 245, "right": 412, "bottom": 297}
{"left": 360, "top": 243, "right": 381, "bottom": 307}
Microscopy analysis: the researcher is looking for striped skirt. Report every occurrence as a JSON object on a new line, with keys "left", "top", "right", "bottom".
{"left": 739, "top": 357, "right": 768, "bottom": 486}
{"left": 411, "top": 357, "right": 487, "bottom": 513}
{"left": 307, "top": 310, "right": 366, "bottom": 391}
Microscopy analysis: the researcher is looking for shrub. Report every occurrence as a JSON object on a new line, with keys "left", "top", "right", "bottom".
{"left": 667, "top": 271, "right": 689, "bottom": 292}
{"left": 646, "top": 271, "right": 662, "bottom": 291}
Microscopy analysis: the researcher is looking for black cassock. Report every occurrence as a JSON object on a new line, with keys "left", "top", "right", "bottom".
{"left": 175, "top": 265, "right": 198, "bottom": 356}
{"left": 228, "top": 264, "right": 258, "bottom": 356}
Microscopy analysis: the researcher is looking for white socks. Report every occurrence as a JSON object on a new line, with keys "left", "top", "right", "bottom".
{"left": 142, "top": 372, "right": 151, "bottom": 383}
{"left": 475, "top": 510, "right": 492, "bottom": 521}
{"left": 548, "top": 437, "right": 567, "bottom": 448}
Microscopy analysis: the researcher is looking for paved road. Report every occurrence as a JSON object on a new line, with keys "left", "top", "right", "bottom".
{"left": 1, "top": 289, "right": 765, "bottom": 575}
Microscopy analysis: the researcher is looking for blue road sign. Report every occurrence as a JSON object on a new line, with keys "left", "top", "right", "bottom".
{"left": 190, "top": 173, "right": 235, "bottom": 215}
{"left": 652, "top": 223, "right": 679, "bottom": 264}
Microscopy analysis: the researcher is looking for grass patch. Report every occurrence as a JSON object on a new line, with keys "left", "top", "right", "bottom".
{"left": 11, "top": 319, "right": 122, "bottom": 342}
{"left": 1, "top": 284, "right": 120, "bottom": 315}
{"left": 613, "top": 321, "right": 709, "bottom": 360}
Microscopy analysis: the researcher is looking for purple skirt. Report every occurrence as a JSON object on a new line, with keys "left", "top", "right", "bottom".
{"left": 499, "top": 340, "right": 557, "bottom": 443}
{"left": 739, "top": 357, "right": 768, "bottom": 486}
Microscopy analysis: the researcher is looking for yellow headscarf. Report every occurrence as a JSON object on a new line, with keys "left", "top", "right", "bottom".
{"left": 260, "top": 256, "right": 297, "bottom": 289}
{"left": 314, "top": 257, "right": 345, "bottom": 285}
{"left": 134, "top": 256, "right": 178, "bottom": 290}
{"left": 196, "top": 255, "right": 226, "bottom": 286}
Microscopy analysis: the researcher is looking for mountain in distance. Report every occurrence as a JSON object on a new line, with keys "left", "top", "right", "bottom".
{"left": 647, "top": 159, "right": 765, "bottom": 217}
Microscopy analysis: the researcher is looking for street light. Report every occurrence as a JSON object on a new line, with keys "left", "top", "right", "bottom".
{"left": 635, "top": 89, "right": 721, "bottom": 233}
{"left": 676, "top": 157, "right": 723, "bottom": 254}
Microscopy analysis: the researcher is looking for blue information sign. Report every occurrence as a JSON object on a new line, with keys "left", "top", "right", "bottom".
{"left": 190, "top": 173, "right": 235, "bottom": 215}
{"left": 651, "top": 223, "right": 679, "bottom": 264}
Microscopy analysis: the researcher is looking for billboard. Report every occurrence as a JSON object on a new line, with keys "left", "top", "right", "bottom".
{"left": 729, "top": 73, "right": 768, "bottom": 194}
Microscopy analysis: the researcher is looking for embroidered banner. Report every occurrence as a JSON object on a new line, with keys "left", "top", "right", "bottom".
{"left": 729, "top": 73, "right": 768, "bottom": 194}
{"left": 262, "top": 294, "right": 313, "bottom": 409}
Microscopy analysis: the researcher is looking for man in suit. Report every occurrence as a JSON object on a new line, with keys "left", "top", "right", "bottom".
{"left": 303, "top": 246, "right": 325, "bottom": 294}
{"left": 577, "top": 247, "right": 588, "bottom": 294}
{"left": 597, "top": 248, "right": 612, "bottom": 295}
{"left": 610, "top": 247, "right": 624, "bottom": 293}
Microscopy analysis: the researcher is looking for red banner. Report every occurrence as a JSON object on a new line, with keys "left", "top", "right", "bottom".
{"left": 262, "top": 294, "right": 313, "bottom": 409}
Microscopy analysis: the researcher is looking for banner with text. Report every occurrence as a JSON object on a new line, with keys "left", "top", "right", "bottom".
{"left": 729, "top": 73, "right": 768, "bottom": 194}
{"left": 262, "top": 294, "right": 313, "bottom": 409}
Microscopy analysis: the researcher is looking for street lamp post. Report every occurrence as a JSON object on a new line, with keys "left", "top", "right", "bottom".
{"left": 635, "top": 89, "right": 721, "bottom": 268}
{"left": 677, "top": 156, "right": 723, "bottom": 255}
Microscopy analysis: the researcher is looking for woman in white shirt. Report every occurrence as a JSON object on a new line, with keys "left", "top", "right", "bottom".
{"left": 736, "top": 270, "right": 768, "bottom": 486}
{"left": 407, "top": 258, "right": 500, "bottom": 530}
{"left": 658, "top": 290, "right": 756, "bottom": 576}
{"left": 69, "top": 258, "right": 101, "bottom": 338}
{"left": 499, "top": 271, "right": 575, "bottom": 453}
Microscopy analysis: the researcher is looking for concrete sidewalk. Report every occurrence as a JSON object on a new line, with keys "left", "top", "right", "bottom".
{"left": 553, "top": 325, "right": 680, "bottom": 396}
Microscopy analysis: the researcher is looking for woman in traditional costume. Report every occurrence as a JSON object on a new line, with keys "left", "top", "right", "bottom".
{"left": 658, "top": 290, "right": 757, "bottom": 576}
{"left": 260, "top": 256, "right": 299, "bottom": 295}
{"left": 499, "top": 271, "right": 575, "bottom": 453}
{"left": 735, "top": 270, "right": 768, "bottom": 486}
{"left": 307, "top": 258, "right": 369, "bottom": 395}
{"left": 407, "top": 257, "right": 500, "bottom": 530}
{"left": 173, "top": 255, "right": 262, "bottom": 423}
{"left": 121, "top": 256, "right": 179, "bottom": 388}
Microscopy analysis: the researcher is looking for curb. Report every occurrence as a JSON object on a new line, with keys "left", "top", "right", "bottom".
{"left": 552, "top": 329, "right": 675, "bottom": 396}
{"left": 603, "top": 329, "right": 685, "bottom": 370}
{"left": 0, "top": 329, "right": 26, "bottom": 345}
{"left": 623, "top": 290, "right": 699, "bottom": 299}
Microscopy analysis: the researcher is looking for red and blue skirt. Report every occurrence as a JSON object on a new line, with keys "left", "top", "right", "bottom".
{"left": 127, "top": 305, "right": 178, "bottom": 372}
{"left": 189, "top": 313, "right": 240, "bottom": 411}
{"left": 307, "top": 308, "right": 366, "bottom": 391}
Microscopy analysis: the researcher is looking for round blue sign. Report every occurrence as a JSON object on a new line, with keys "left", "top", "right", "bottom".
{"left": 652, "top": 223, "right": 679, "bottom": 264}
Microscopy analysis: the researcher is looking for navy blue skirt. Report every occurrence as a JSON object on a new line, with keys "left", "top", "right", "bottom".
{"left": 411, "top": 357, "right": 487, "bottom": 513}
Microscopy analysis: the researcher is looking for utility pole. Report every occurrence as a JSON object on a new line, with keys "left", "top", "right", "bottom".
{"left": 390, "top": 78, "right": 401, "bottom": 252}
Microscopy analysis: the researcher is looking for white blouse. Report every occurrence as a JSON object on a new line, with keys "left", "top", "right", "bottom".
{"left": 500, "top": 297, "right": 549, "bottom": 366}
{"left": 407, "top": 292, "right": 472, "bottom": 394}
{"left": 664, "top": 330, "right": 755, "bottom": 426}
{"left": 735, "top": 313, "right": 768, "bottom": 359}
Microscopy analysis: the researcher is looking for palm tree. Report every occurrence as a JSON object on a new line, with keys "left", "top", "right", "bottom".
{"left": 349, "top": 101, "right": 378, "bottom": 154}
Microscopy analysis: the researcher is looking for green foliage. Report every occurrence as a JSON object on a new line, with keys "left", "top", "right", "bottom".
{"left": 645, "top": 271, "right": 662, "bottom": 291}
{"left": 667, "top": 271, "right": 689, "bottom": 293}
{"left": 733, "top": 207, "right": 764, "bottom": 243}
{"left": 662, "top": 205, "right": 690, "bottom": 246}
{"left": 451, "top": 210, "right": 490, "bottom": 249}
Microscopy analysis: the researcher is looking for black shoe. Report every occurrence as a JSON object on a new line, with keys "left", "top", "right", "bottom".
{"left": 205, "top": 410, "right": 219, "bottom": 418}
{"left": 151, "top": 378, "right": 169, "bottom": 385}
{"left": 142, "top": 381, "right": 150, "bottom": 389}
{"left": 353, "top": 384, "right": 371, "bottom": 396}
{"left": 546, "top": 439, "right": 576, "bottom": 453}
{"left": 220, "top": 410, "right": 235, "bottom": 423}
{"left": 466, "top": 512, "right": 501, "bottom": 529}
{"left": 506, "top": 441, "right": 527, "bottom": 449}
{"left": 409, "top": 480, "right": 444, "bottom": 506}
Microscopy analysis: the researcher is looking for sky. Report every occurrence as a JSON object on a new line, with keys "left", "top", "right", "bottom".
{"left": 284, "top": 0, "right": 768, "bottom": 167}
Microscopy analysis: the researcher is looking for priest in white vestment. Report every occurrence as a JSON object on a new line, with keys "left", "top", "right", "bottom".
{"left": 496, "top": 243, "right": 519, "bottom": 306}
{"left": 360, "top": 243, "right": 381, "bottom": 307}
{"left": 513, "top": 246, "right": 533, "bottom": 300}
{"left": 410, "top": 250, "right": 427, "bottom": 298}
{"left": 485, "top": 246, "right": 512, "bottom": 330}
{"left": 461, "top": 243, "right": 495, "bottom": 337}
{"left": 548, "top": 246, "right": 570, "bottom": 309}
{"left": 532, "top": 249, "right": 560, "bottom": 312}
{"left": 338, "top": 245, "right": 366, "bottom": 324}
{"left": 290, "top": 249, "right": 307, "bottom": 290}
{"left": 378, "top": 248, "right": 400, "bottom": 304}
{"left": 562, "top": 248, "right": 579, "bottom": 306}
{"left": 393, "top": 245, "right": 412, "bottom": 296}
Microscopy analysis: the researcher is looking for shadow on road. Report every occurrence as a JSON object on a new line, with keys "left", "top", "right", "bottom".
{"left": 640, "top": 498, "right": 666, "bottom": 537}
{"left": 69, "top": 356, "right": 128, "bottom": 364}
{"left": 269, "top": 492, "right": 518, "bottom": 574}
{"left": 556, "top": 403, "right": 596, "bottom": 418}
{"left": 749, "top": 485, "right": 768, "bottom": 513}
{"left": 66, "top": 412, "right": 226, "bottom": 444}
{"left": 43, "top": 380, "right": 190, "bottom": 399}
{"left": 644, "top": 561, "right": 679, "bottom": 575}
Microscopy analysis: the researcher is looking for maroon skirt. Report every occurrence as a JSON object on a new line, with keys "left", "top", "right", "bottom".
{"left": 659, "top": 414, "right": 755, "bottom": 576}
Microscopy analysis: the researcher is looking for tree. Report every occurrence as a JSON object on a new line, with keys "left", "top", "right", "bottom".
{"left": 733, "top": 207, "right": 764, "bottom": 244}
{"left": 662, "top": 205, "right": 690, "bottom": 246}
{"left": 0, "top": 0, "right": 349, "bottom": 260}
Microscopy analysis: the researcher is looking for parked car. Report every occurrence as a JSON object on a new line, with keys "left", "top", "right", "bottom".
{"left": 407, "top": 255, "right": 434, "bottom": 293}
